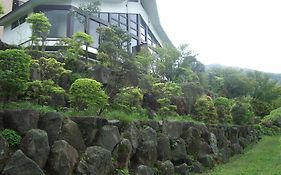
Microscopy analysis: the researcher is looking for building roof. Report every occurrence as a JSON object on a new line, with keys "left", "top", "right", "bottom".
{"left": 0, "top": 0, "right": 173, "bottom": 46}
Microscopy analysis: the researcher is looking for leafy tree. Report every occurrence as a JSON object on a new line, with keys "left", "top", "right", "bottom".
{"left": 31, "top": 57, "right": 71, "bottom": 83}
{"left": 69, "top": 78, "right": 108, "bottom": 114}
{"left": 97, "top": 26, "right": 131, "bottom": 68}
{"left": 27, "top": 13, "right": 51, "bottom": 51}
{"left": 194, "top": 95, "right": 218, "bottom": 124}
{"left": 214, "top": 97, "right": 233, "bottom": 123}
{"left": 58, "top": 32, "right": 93, "bottom": 70}
{"left": 152, "top": 82, "right": 182, "bottom": 116}
{"left": 0, "top": 49, "right": 31, "bottom": 103}
{"left": 25, "top": 80, "right": 65, "bottom": 106}
{"left": 113, "top": 87, "right": 143, "bottom": 112}
{"left": 231, "top": 97, "right": 254, "bottom": 125}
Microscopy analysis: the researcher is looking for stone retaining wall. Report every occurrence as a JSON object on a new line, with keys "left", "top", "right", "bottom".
{"left": 0, "top": 109, "right": 261, "bottom": 175}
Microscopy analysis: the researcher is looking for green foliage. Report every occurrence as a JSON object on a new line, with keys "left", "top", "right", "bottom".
{"left": 0, "top": 129, "right": 22, "bottom": 147}
{"left": 69, "top": 78, "right": 108, "bottom": 113}
{"left": 113, "top": 87, "right": 143, "bottom": 112}
{"left": 104, "top": 110, "right": 148, "bottom": 123}
{"left": 261, "top": 107, "right": 281, "bottom": 126}
{"left": 58, "top": 32, "right": 93, "bottom": 70}
{"left": 25, "top": 80, "right": 65, "bottom": 106}
{"left": 31, "top": 57, "right": 71, "bottom": 83}
{"left": 152, "top": 82, "right": 182, "bottom": 116}
{"left": 115, "top": 169, "right": 130, "bottom": 175}
{"left": 194, "top": 95, "right": 218, "bottom": 124}
{"left": 0, "top": 49, "right": 31, "bottom": 103}
{"left": 231, "top": 98, "right": 254, "bottom": 125}
{"left": 0, "top": 101, "right": 56, "bottom": 113}
{"left": 214, "top": 97, "right": 233, "bottom": 123}
{"left": 0, "top": 2, "right": 4, "bottom": 15}
{"left": 27, "top": 13, "right": 51, "bottom": 50}
{"left": 97, "top": 26, "right": 132, "bottom": 68}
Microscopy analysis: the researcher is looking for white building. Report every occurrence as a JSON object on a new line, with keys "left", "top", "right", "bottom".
{"left": 0, "top": 0, "right": 172, "bottom": 51}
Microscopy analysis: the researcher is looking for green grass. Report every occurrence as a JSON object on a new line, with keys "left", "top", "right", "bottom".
{"left": 0, "top": 101, "right": 56, "bottom": 113}
{"left": 196, "top": 136, "right": 281, "bottom": 175}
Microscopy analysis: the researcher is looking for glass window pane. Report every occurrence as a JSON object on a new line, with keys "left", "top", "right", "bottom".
{"left": 110, "top": 13, "right": 118, "bottom": 21}
{"left": 73, "top": 12, "right": 86, "bottom": 33}
{"left": 100, "top": 13, "right": 108, "bottom": 22}
{"left": 129, "top": 14, "right": 137, "bottom": 23}
{"left": 89, "top": 20, "right": 100, "bottom": 48}
{"left": 120, "top": 23, "right": 127, "bottom": 31}
{"left": 130, "top": 22, "right": 137, "bottom": 30}
{"left": 130, "top": 28, "right": 137, "bottom": 36}
{"left": 120, "top": 14, "right": 127, "bottom": 24}
{"left": 45, "top": 10, "right": 68, "bottom": 37}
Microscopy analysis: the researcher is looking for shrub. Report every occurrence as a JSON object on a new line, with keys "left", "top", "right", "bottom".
{"left": 31, "top": 57, "right": 71, "bottom": 83}
{"left": 69, "top": 78, "right": 108, "bottom": 113}
{"left": 194, "top": 95, "right": 218, "bottom": 124}
{"left": 152, "top": 82, "right": 183, "bottom": 116}
{"left": 214, "top": 97, "right": 233, "bottom": 123}
{"left": 25, "top": 80, "right": 65, "bottom": 106}
{"left": 0, "top": 129, "right": 22, "bottom": 147}
{"left": 261, "top": 107, "right": 281, "bottom": 127}
{"left": 0, "top": 49, "right": 31, "bottom": 103}
{"left": 231, "top": 100, "right": 254, "bottom": 125}
{"left": 113, "top": 87, "right": 143, "bottom": 112}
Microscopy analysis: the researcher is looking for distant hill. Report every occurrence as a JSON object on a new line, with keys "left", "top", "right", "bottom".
{"left": 205, "top": 64, "right": 281, "bottom": 84}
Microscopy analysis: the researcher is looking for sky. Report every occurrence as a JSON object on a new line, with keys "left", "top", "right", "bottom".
{"left": 156, "top": 0, "right": 281, "bottom": 73}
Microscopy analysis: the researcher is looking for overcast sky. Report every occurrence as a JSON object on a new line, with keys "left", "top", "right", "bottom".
{"left": 156, "top": 0, "right": 281, "bottom": 73}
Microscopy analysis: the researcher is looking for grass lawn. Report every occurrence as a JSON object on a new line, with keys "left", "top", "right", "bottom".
{"left": 195, "top": 136, "right": 281, "bottom": 175}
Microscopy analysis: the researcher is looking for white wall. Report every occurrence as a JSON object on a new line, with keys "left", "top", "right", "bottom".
{"left": 2, "top": 22, "right": 32, "bottom": 45}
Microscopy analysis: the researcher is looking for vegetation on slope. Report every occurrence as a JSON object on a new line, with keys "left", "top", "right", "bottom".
{"left": 197, "top": 136, "right": 281, "bottom": 175}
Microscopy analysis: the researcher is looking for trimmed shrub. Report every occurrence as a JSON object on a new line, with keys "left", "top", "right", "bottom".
{"left": 231, "top": 100, "right": 254, "bottom": 125}
{"left": 0, "top": 49, "right": 31, "bottom": 102}
{"left": 69, "top": 78, "right": 108, "bottom": 113}
{"left": 113, "top": 87, "right": 143, "bottom": 112}
{"left": 194, "top": 95, "right": 218, "bottom": 124}
{"left": 214, "top": 97, "right": 233, "bottom": 123}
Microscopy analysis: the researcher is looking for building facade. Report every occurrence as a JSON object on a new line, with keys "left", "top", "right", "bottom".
{"left": 0, "top": 0, "right": 172, "bottom": 51}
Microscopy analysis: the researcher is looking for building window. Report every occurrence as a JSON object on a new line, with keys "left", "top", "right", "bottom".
{"left": 73, "top": 12, "right": 86, "bottom": 33}
{"left": 100, "top": 13, "right": 109, "bottom": 22}
{"left": 140, "top": 18, "right": 146, "bottom": 41}
{"left": 44, "top": 10, "right": 69, "bottom": 37}
{"left": 129, "top": 14, "right": 138, "bottom": 36}
{"left": 129, "top": 0, "right": 138, "bottom": 2}
{"left": 11, "top": 15, "right": 27, "bottom": 30}
{"left": 89, "top": 20, "right": 100, "bottom": 48}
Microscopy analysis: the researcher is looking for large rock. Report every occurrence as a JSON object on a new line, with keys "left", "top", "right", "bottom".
{"left": 20, "top": 129, "right": 50, "bottom": 168}
{"left": 47, "top": 140, "right": 79, "bottom": 175}
{"left": 76, "top": 146, "right": 113, "bottom": 175}
{"left": 2, "top": 150, "right": 44, "bottom": 175}
{"left": 95, "top": 125, "right": 121, "bottom": 152}
{"left": 175, "top": 163, "right": 189, "bottom": 175}
{"left": 136, "top": 127, "right": 157, "bottom": 166}
{"left": 0, "top": 135, "right": 9, "bottom": 171}
{"left": 59, "top": 118, "right": 86, "bottom": 151}
{"left": 113, "top": 138, "right": 132, "bottom": 169}
{"left": 198, "top": 154, "right": 215, "bottom": 169}
{"left": 71, "top": 117, "right": 108, "bottom": 146}
{"left": 231, "top": 143, "right": 243, "bottom": 155}
{"left": 182, "top": 127, "right": 201, "bottom": 158}
{"left": 136, "top": 165, "right": 155, "bottom": 175}
{"left": 162, "top": 121, "right": 184, "bottom": 139}
{"left": 3, "top": 109, "right": 39, "bottom": 135}
{"left": 38, "top": 112, "right": 64, "bottom": 145}
{"left": 157, "top": 160, "right": 175, "bottom": 175}
{"left": 122, "top": 122, "right": 139, "bottom": 153}
{"left": 157, "top": 133, "right": 171, "bottom": 161}
{"left": 0, "top": 111, "right": 5, "bottom": 130}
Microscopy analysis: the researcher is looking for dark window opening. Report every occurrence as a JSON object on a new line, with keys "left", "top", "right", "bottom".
{"left": 11, "top": 15, "right": 27, "bottom": 30}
